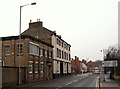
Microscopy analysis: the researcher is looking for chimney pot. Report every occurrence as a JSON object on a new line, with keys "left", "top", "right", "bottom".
{"left": 30, "top": 20, "right": 32, "bottom": 23}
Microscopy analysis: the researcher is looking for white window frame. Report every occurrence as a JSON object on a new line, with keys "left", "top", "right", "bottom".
{"left": 29, "top": 42, "right": 39, "bottom": 56}
{"left": 29, "top": 61, "right": 33, "bottom": 74}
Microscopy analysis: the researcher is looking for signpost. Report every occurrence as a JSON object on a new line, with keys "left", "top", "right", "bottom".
{"left": 102, "top": 61, "right": 118, "bottom": 67}
{"left": 102, "top": 60, "right": 118, "bottom": 76}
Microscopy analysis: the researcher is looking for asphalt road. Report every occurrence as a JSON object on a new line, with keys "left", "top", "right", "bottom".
{"left": 30, "top": 74, "right": 100, "bottom": 89}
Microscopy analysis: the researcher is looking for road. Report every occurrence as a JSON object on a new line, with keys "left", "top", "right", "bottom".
{"left": 30, "top": 74, "right": 100, "bottom": 89}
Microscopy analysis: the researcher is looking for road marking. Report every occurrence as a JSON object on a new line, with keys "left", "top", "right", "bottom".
{"left": 96, "top": 76, "right": 100, "bottom": 89}
{"left": 73, "top": 80, "right": 78, "bottom": 83}
{"left": 65, "top": 82, "right": 72, "bottom": 85}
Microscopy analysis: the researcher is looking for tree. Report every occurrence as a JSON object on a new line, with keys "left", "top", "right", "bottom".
{"left": 105, "top": 45, "right": 120, "bottom": 76}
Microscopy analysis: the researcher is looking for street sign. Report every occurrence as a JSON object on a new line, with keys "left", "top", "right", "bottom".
{"left": 102, "top": 60, "right": 118, "bottom": 67}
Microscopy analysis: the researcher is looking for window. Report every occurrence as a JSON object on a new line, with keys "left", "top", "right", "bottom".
{"left": 66, "top": 53, "right": 68, "bottom": 60}
{"left": 57, "top": 48, "right": 59, "bottom": 57}
{"left": 57, "top": 61, "right": 59, "bottom": 72}
{"left": 62, "top": 51, "right": 64, "bottom": 59}
{"left": 40, "top": 48, "right": 43, "bottom": 57}
{"left": 69, "top": 46, "right": 70, "bottom": 51}
{"left": 64, "top": 52, "right": 66, "bottom": 59}
{"left": 59, "top": 50, "right": 61, "bottom": 58}
{"left": 44, "top": 50, "right": 47, "bottom": 57}
{"left": 18, "top": 44, "right": 23, "bottom": 56}
{"left": 69, "top": 54, "right": 71, "bottom": 61}
{"left": 35, "top": 62, "right": 38, "bottom": 73}
{"left": 49, "top": 51, "right": 52, "bottom": 58}
{"left": 57, "top": 38, "right": 59, "bottom": 44}
{"left": 29, "top": 61, "right": 33, "bottom": 73}
{"left": 62, "top": 42, "right": 63, "bottom": 47}
{"left": 66, "top": 45, "right": 68, "bottom": 50}
{"left": 64, "top": 43, "right": 66, "bottom": 49}
{"left": 59, "top": 40, "right": 61, "bottom": 46}
{"left": 29, "top": 43, "right": 39, "bottom": 56}
{"left": 40, "top": 63, "right": 44, "bottom": 73}
{"left": 4, "top": 45, "right": 10, "bottom": 56}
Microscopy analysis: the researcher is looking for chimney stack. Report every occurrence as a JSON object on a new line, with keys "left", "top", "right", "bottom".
{"left": 75, "top": 56, "right": 77, "bottom": 59}
{"left": 29, "top": 18, "right": 43, "bottom": 28}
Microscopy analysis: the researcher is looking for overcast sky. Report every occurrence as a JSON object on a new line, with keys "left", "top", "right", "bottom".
{"left": 0, "top": 0, "right": 119, "bottom": 61}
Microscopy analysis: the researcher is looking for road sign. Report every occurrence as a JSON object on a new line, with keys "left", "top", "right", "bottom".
{"left": 102, "top": 60, "right": 118, "bottom": 67}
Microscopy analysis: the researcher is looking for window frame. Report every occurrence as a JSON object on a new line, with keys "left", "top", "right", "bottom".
{"left": 4, "top": 45, "right": 10, "bottom": 56}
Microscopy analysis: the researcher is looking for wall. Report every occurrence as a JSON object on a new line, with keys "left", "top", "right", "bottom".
{"left": 2, "top": 67, "right": 26, "bottom": 87}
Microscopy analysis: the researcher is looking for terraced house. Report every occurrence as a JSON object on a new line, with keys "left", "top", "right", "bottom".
{"left": 22, "top": 19, "right": 71, "bottom": 78}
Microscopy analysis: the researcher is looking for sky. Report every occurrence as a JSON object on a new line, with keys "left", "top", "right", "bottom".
{"left": 0, "top": 0, "right": 119, "bottom": 61}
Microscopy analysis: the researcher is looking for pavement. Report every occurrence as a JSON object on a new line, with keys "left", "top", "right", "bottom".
{"left": 100, "top": 74, "right": 120, "bottom": 89}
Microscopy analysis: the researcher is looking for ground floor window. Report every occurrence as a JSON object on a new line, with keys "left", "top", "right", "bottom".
{"left": 35, "top": 62, "right": 39, "bottom": 73}
{"left": 40, "top": 62, "right": 44, "bottom": 73}
{"left": 29, "top": 61, "right": 33, "bottom": 74}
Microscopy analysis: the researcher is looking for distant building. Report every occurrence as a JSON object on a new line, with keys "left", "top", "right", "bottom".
{"left": 71, "top": 56, "right": 82, "bottom": 74}
{"left": 22, "top": 19, "right": 71, "bottom": 78}
{"left": 87, "top": 60, "right": 95, "bottom": 73}
{"left": 81, "top": 62, "right": 87, "bottom": 73}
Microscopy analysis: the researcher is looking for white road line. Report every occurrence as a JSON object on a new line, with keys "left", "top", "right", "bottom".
{"left": 73, "top": 80, "right": 78, "bottom": 83}
{"left": 95, "top": 76, "right": 100, "bottom": 89}
{"left": 65, "top": 82, "right": 72, "bottom": 85}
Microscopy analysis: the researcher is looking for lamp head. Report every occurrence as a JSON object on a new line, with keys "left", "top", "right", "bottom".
{"left": 31, "top": 2, "right": 36, "bottom": 5}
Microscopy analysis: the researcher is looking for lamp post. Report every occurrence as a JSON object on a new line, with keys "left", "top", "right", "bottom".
{"left": 19, "top": 2, "right": 36, "bottom": 85}
{"left": 101, "top": 49, "right": 105, "bottom": 81}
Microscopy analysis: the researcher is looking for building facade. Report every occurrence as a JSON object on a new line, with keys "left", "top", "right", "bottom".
{"left": 22, "top": 19, "right": 71, "bottom": 78}
{"left": 52, "top": 35, "right": 71, "bottom": 78}
{"left": 71, "top": 56, "right": 82, "bottom": 74}
{"left": 1, "top": 35, "right": 53, "bottom": 86}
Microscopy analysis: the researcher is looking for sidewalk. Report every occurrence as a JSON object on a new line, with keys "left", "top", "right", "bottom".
{"left": 100, "top": 74, "right": 120, "bottom": 89}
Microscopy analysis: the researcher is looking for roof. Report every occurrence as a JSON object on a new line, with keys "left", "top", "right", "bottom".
{"left": 1, "top": 35, "right": 54, "bottom": 48}
{"left": 43, "top": 27, "right": 71, "bottom": 46}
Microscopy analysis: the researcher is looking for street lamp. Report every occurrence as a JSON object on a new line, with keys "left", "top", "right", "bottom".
{"left": 19, "top": 2, "right": 36, "bottom": 85}
{"left": 101, "top": 49, "right": 105, "bottom": 81}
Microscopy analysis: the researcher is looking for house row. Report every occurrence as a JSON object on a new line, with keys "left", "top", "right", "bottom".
{"left": 0, "top": 19, "right": 71, "bottom": 86}
{"left": 71, "top": 56, "right": 87, "bottom": 74}
{"left": 71, "top": 56, "right": 101, "bottom": 74}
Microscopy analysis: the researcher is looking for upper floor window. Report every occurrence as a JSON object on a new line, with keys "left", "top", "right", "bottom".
{"left": 62, "top": 51, "right": 64, "bottom": 59}
{"left": 69, "top": 54, "right": 71, "bottom": 61}
{"left": 59, "top": 50, "right": 61, "bottom": 58}
{"left": 57, "top": 48, "right": 59, "bottom": 57}
{"left": 4, "top": 45, "right": 10, "bottom": 56}
{"left": 49, "top": 51, "right": 52, "bottom": 58}
{"left": 62, "top": 42, "right": 63, "bottom": 47}
{"left": 18, "top": 44, "right": 23, "bottom": 56}
{"left": 57, "top": 38, "right": 59, "bottom": 44}
{"left": 66, "top": 53, "right": 68, "bottom": 60}
{"left": 64, "top": 52, "right": 66, "bottom": 59}
{"left": 29, "top": 43, "right": 39, "bottom": 56}
{"left": 40, "top": 48, "right": 43, "bottom": 57}
{"left": 69, "top": 46, "right": 70, "bottom": 51}
{"left": 44, "top": 50, "right": 47, "bottom": 57}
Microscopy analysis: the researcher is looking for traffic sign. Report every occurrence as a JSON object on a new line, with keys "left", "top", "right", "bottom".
{"left": 102, "top": 60, "right": 118, "bottom": 67}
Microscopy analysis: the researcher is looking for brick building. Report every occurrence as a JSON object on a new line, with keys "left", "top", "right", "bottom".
{"left": 1, "top": 35, "right": 53, "bottom": 86}
{"left": 87, "top": 60, "right": 95, "bottom": 73}
{"left": 71, "top": 56, "right": 82, "bottom": 74}
{"left": 22, "top": 19, "right": 71, "bottom": 78}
